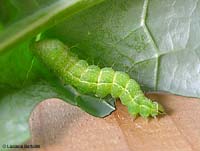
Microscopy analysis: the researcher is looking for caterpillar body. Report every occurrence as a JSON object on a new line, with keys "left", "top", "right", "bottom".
{"left": 31, "top": 39, "right": 165, "bottom": 118}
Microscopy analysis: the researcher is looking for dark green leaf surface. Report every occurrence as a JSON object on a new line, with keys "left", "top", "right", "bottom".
{"left": 0, "top": 0, "right": 105, "bottom": 52}
{"left": 47, "top": 0, "right": 200, "bottom": 98}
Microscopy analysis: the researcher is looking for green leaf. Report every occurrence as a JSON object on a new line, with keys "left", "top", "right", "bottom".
{"left": 47, "top": 0, "right": 200, "bottom": 98}
{"left": 0, "top": 0, "right": 105, "bottom": 52}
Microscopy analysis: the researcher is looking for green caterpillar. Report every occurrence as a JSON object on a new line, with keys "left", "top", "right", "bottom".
{"left": 31, "top": 39, "right": 165, "bottom": 118}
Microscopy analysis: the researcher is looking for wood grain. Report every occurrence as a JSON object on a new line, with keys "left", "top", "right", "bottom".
{"left": 19, "top": 93, "right": 200, "bottom": 151}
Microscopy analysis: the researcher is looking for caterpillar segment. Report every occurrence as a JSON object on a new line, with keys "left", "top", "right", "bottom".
{"left": 31, "top": 39, "right": 165, "bottom": 118}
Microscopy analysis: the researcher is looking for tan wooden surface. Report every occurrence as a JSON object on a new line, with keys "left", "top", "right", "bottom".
{"left": 20, "top": 93, "right": 200, "bottom": 151}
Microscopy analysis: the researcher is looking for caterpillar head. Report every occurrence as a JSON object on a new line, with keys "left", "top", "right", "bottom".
{"left": 127, "top": 97, "right": 165, "bottom": 118}
{"left": 150, "top": 101, "right": 165, "bottom": 117}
